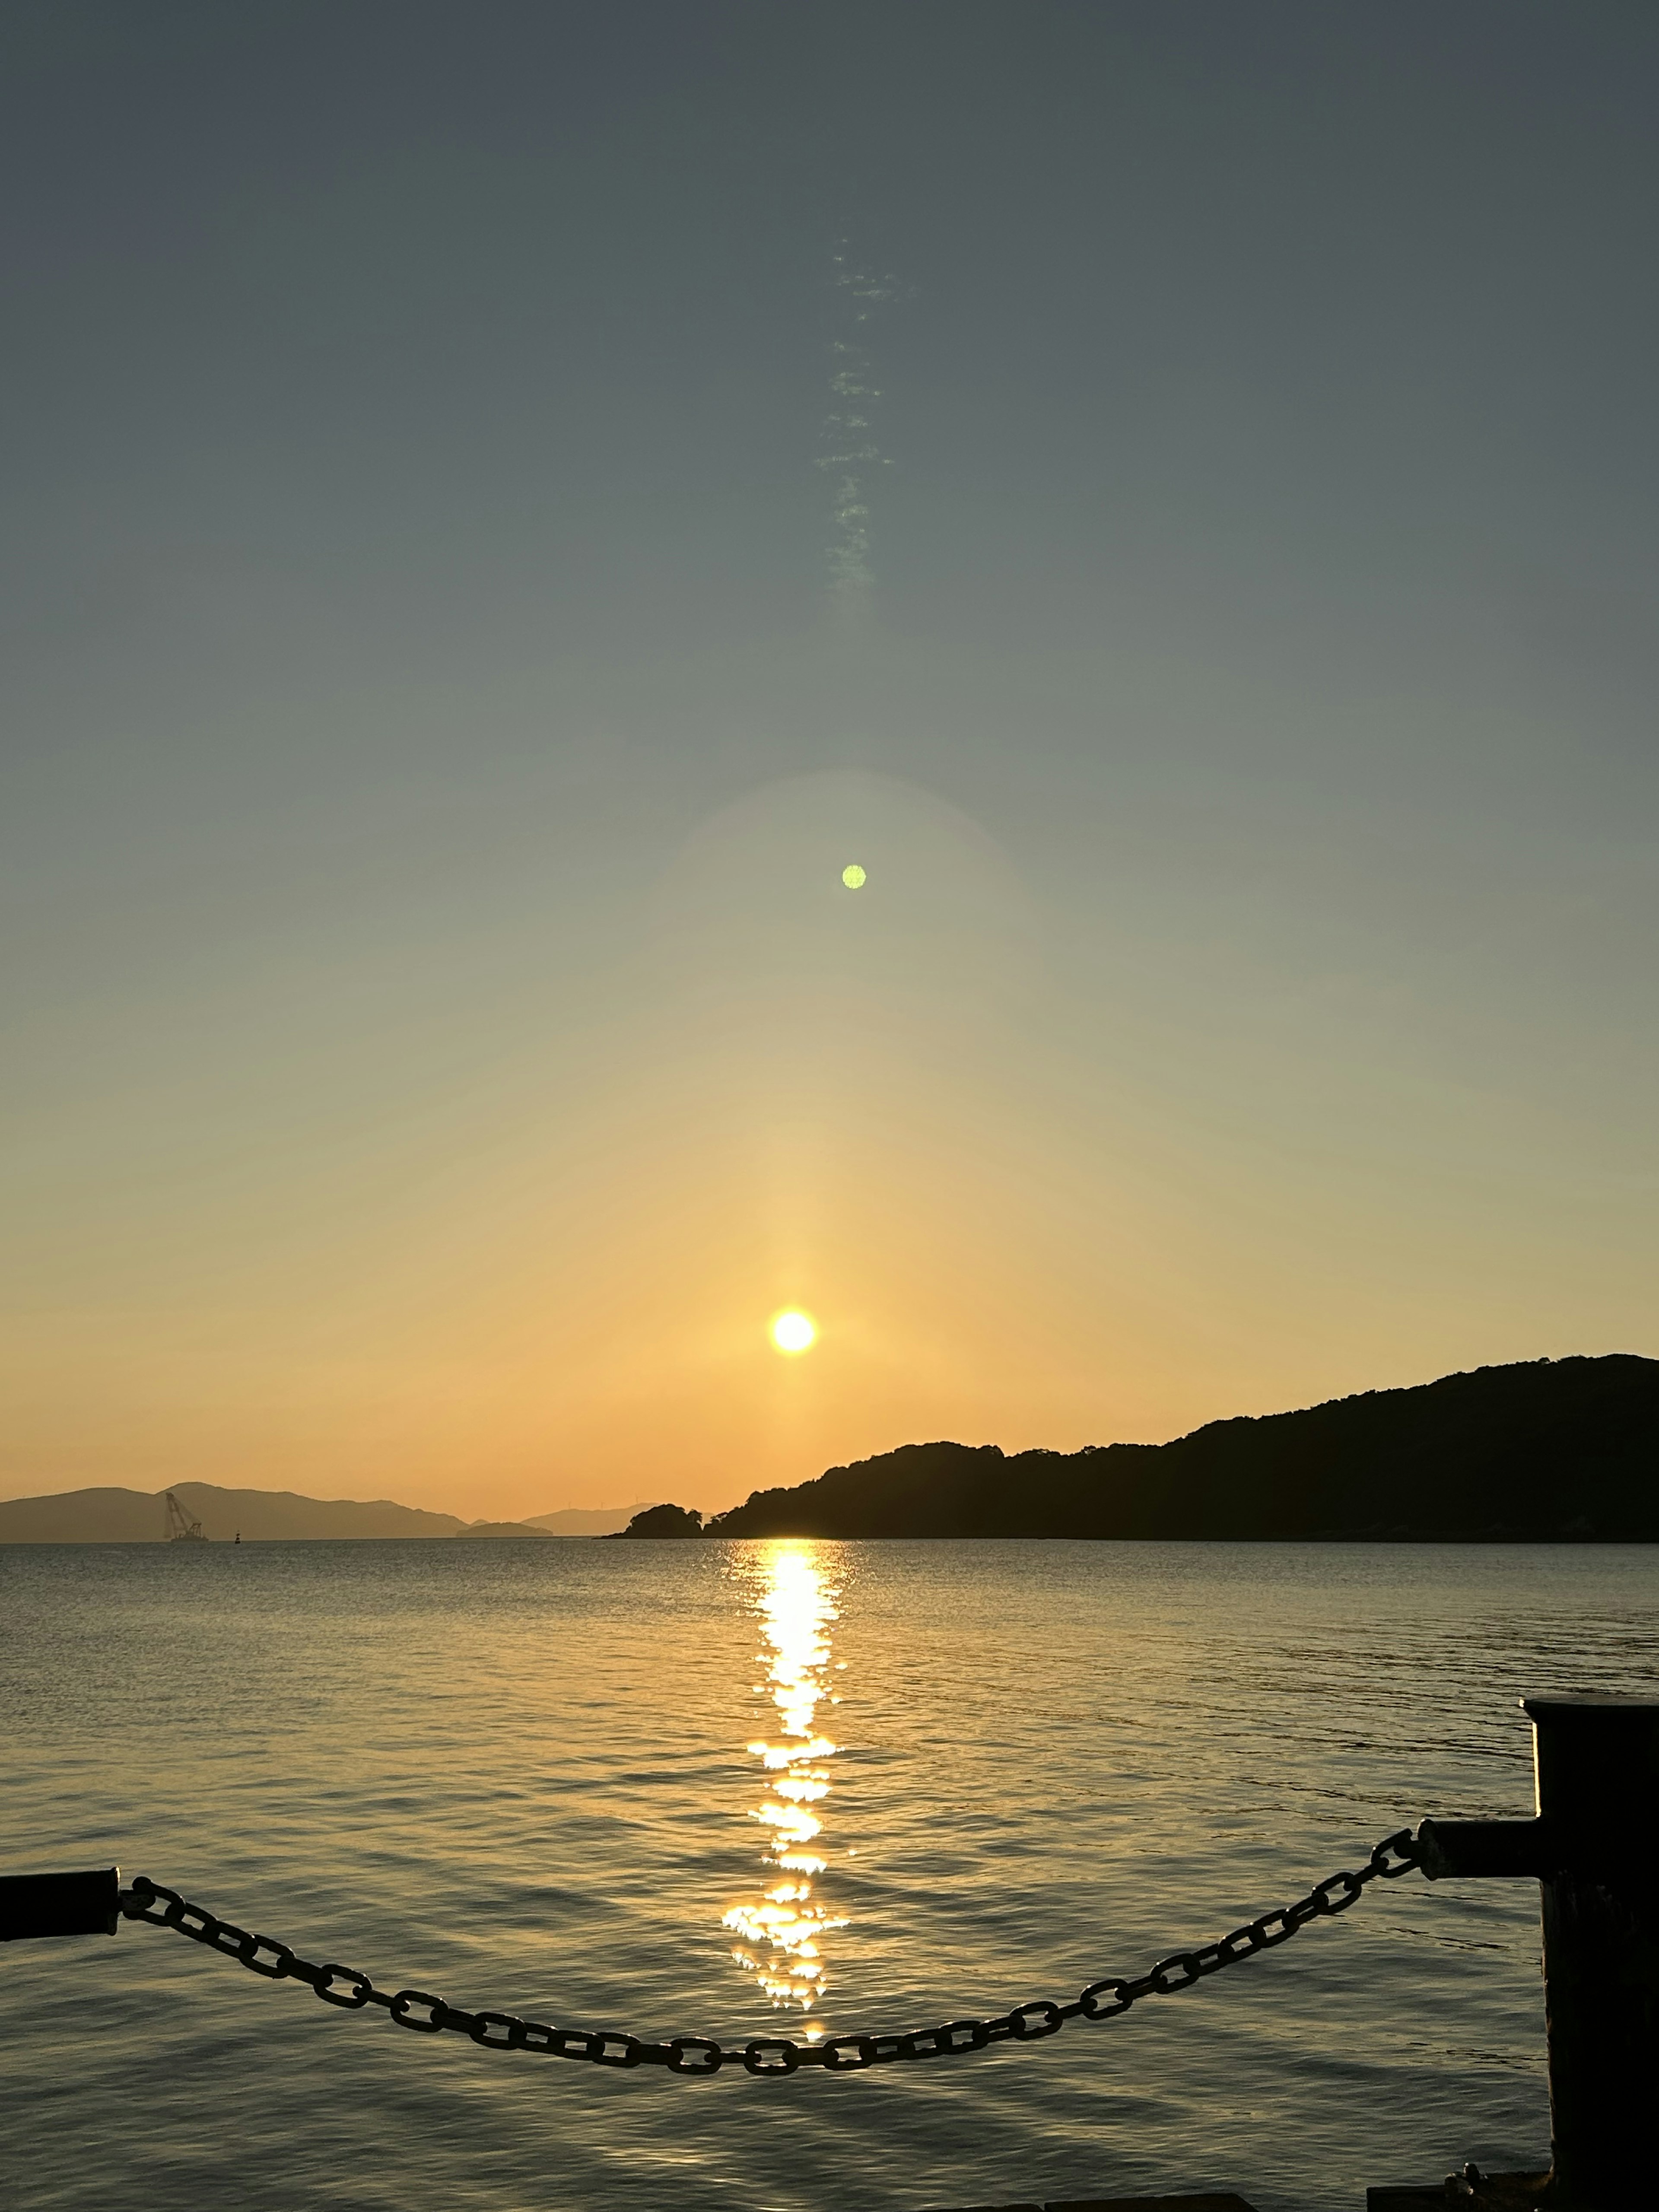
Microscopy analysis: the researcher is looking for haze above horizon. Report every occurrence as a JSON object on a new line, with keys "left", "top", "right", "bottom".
{"left": 4, "top": 3, "right": 1656, "bottom": 1521}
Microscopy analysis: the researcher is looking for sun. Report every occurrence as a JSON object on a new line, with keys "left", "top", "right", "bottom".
{"left": 770, "top": 1309, "right": 817, "bottom": 1355}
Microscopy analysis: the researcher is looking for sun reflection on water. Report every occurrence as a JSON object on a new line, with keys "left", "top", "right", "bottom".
{"left": 722, "top": 1546, "right": 848, "bottom": 2025}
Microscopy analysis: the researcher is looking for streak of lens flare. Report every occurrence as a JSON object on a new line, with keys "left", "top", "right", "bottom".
{"left": 722, "top": 1547, "right": 849, "bottom": 2018}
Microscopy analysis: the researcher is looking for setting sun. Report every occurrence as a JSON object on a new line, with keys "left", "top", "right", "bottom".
{"left": 769, "top": 1309, "right": 817, "bottom": 1355}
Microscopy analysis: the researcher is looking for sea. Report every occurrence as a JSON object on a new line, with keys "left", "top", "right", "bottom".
{"left": 3, "top": 1538, "right": 1656, "bottom": 2212}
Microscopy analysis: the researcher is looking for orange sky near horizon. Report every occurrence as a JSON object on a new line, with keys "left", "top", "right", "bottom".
{"left": 6, "top": 753, "right": 1649, "bottom": 1524}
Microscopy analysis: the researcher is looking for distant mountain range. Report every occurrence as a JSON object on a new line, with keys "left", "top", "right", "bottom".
{"left": 523, "top": 1507, "right": 641, "bottom": 1536}
{"left": 615, "top": 1356, "right": 1659, "bottom": 1542}
{"left": 0, "top": 1484, "right": 638, "bottom": 1543}
{"left": 457, "top": 1513, "right": 642, "bottom": 1538}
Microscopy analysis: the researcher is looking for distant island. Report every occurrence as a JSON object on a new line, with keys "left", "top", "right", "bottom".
{"left": 455, "top": 1519, "right": 557, "bottom": 1540}
{"left": 0, "top": 1484, "right": 639, "bottom": 1544}
{"left": 610, "top": 1355, "right": 1659, "bottom": 1542}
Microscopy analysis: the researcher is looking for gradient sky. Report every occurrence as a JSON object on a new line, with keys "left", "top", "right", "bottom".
{"left": 5, "top": 2, "right": 1657, "bottom": 1517}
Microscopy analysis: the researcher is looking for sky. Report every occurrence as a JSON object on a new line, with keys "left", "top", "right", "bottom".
{"left": 4, "top": 1, "right": 1657, "bottom": 1519}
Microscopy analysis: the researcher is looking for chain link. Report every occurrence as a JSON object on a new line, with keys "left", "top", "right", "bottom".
{"left": 120, "top": 1826, "right": 1421, "bottom": 2077}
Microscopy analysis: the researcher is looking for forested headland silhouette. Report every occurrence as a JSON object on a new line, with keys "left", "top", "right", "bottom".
{"left": 613, "top": 1355, "right": 1659, "bottom": 1541}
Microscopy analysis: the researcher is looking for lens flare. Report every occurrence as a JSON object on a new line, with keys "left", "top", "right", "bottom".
{"left": 841, "top": 863, "right": 866, "bottom": 888}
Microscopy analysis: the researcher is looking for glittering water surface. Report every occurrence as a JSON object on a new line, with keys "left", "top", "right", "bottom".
{"left": 3, "top": 1539, "right": 1656, "bottom": 2212}
{"left": 721, "top": 1549, "right": 847, "bottom": 2017}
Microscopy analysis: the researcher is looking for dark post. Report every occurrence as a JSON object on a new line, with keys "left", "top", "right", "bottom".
{"left": 0, "top": 1868, "right": 121, "bottom": 1941}
{"left": 1415, "top": 1696, "right": 1659, "bottom": 2209}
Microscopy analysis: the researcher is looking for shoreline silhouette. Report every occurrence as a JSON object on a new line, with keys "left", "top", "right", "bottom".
{"left": 613, "top": 1354, "right": 1659, "bottom": 1543}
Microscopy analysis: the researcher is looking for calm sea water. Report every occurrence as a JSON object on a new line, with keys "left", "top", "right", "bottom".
{"left": 3, "top": 1539, "right": 1657, "bottom": 2212}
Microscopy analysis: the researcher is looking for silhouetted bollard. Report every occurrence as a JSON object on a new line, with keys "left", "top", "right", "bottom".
{"left": 1411, "top": 1696, "right": 1659, "bottom": 2210}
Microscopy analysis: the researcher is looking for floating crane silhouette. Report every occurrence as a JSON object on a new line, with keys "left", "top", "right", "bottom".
{"left": 163, "top": 1492, "right": 207, "bottom": 1543}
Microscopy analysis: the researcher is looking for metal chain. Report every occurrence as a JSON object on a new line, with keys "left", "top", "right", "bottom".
{"left": 121, "top": 1826, "right": 1421, "bottom": 2077}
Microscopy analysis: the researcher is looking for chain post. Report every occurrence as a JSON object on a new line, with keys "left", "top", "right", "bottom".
{"left": 1416, "top": 1695, "right": 1659, "bottom": 2209}
{"left": 1529, "top": 1696, "right": 1659, "bottom": 2209}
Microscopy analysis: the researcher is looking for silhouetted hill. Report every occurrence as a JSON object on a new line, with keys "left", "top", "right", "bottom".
{"left": 455, "top": 1520, "right": 559, "bottom": 1539}
{"left": 608, "top": 1503, "right": 704, "bottom": 1538}
{"left": 524, "top": 1506, "right": 638, "bottom": 1535}
{"left": 0, "top": 1484, "right": 465, "bottom": 1542}
{"left": 701, "top": 1357, "right": 1659, "bottom": 1541}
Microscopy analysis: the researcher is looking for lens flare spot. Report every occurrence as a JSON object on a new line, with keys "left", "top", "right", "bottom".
{"left": 841, "top": 863, "right": 866, "bottom": 888}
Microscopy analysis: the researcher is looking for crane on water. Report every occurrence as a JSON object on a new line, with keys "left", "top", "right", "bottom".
{"left": 163, "top": 1493, "right": 207, "bottom": 1543}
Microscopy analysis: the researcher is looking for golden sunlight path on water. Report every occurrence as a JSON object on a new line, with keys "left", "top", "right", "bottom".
{"left": 721, "top": 1547, "right": 849, "bottom": 2028}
